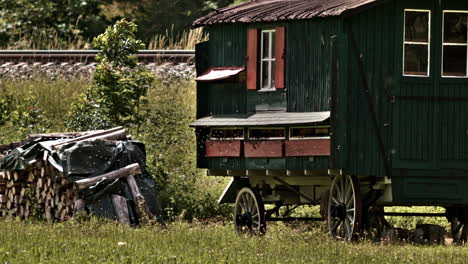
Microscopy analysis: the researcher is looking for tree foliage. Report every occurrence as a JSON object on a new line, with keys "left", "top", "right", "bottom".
{"left": 110, "top": 0, "right": 233, "bottom": 41}
{"left": 0, "top": 0, "right": 109, "bottom": 46}
{"left": 0, "top": 0, "right": 239, "bottom": 46}
{"left": 66, "top": 19, "right": 154, "bottom": 131}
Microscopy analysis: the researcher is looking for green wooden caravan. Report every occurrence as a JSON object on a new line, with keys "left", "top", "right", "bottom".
{"left": 191, "top": 0, "right": 468, "bottom": 240}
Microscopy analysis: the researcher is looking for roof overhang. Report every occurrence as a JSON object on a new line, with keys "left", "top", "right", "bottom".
{"left": 196, "top": 67, "right": 245, "bottom": 82}
{"left": 190, "top": 111, "right": 330, "bottom": 127}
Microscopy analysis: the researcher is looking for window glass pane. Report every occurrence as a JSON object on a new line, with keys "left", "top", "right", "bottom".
{"left": 262, "top": 32, "right": 270, "bottom": 59}
{"left": 443, "top": 46, "right": 467, "bottom": 76}
{"left": 444, "top": 13, "right": 467, "bottom": 43}
{"left": 405, "top": 11, "right": 429, "bottom": 42}
{"left": 270, "top": 61, "right": 275, "bottom": 88}
{"left": 210, "top": 129, "right": 244, "bottom": 139}
{"left": 290, "top": 127, "right": 330, "bottom": 138}
{"left": 249, "top": 128, "right": 285, "bottom": 139}
{"left": 271, "top": 31, "right": 276, "bottom": 59}
{"left": 261, "top": 61, "right": 269, "bottom": 89}
{"left": 404, "top": 44, "right": 428, "bottom": 75}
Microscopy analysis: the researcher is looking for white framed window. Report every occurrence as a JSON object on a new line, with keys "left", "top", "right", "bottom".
{"left": 403, "top": 9, "right": 431, "bottom": 77}
{"left": 210, "top": 128, "right": 244, "bottom": 140}
{"left": 248, "top": 127, "right": 285, "bottom": 140}
{"left": 289, "top": 126, "right": 331, "bottom": 140}
{"left": 260, "top": 29, "right": 276, "bottom": 90}
{"left": 442, "top": 11, "right": 468, "bottom": 78}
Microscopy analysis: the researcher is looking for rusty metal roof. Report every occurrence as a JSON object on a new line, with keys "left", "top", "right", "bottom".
{"left": 190, "top": 111, "right": 330, "bottom": 127}
{"left": 193, "top": 0, "right": 381, "bottom": 27}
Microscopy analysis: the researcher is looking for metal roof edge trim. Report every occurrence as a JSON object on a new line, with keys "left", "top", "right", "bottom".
{"left": 190, "top": 111, "right": 331, "bottom": 127}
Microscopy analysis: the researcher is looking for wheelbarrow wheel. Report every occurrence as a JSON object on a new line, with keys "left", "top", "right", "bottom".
{"left": 234, "top": 187, "right": 266, "bottom": 235}
{"left": 327, "top": 174, "right": 363, "bottom": 240}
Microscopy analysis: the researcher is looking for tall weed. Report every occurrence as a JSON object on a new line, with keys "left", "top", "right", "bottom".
{"left": 148, "top": 28, "right": 207, "bottom": 50}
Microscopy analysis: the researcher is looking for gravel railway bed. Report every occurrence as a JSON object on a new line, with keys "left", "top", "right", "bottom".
{"left": 0, "top": 50, "right": 195, "bottom": 80}
{"left": 0, "top": 50, "right": 194, "bottom": 63}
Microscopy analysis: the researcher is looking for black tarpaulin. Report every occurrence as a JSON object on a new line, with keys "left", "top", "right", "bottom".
{"left": 0, "top": 138, "right": 161, "bottom": 223}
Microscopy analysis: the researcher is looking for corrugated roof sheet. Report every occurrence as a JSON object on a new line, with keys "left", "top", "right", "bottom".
{"left": 193, "top": 0, "right": 380, "bottom": 27}
{"left": 190, "top": 111, "right": 330, "bottom": 127}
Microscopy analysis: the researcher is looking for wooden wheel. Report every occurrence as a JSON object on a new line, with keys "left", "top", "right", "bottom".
{"left": 234, "top": 187, "right": 266, "bottom": 235}
{"left": 327, "top": 175, "right": 363, "bottom": 240}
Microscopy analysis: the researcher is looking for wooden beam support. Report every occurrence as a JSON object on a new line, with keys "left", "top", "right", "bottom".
{"left": 207, "top": 169, "right": 228, "bottom": 176}
{"left": 112, "top": 195, "right": 131, "bottom": 225}
{"left": 287, "top": 170, "right": 305, "bottom": 177}
{"left": 227, "top": 170, "right": 247, "bottom": 176}
{"left": 75, "top": 163, "right": 142, "bottom": 190}
{"left": 126, "top": 175, "right": 154, "bottom": 223}
{"left": 266, "top": 170, "right": 287, "bottom": 177}
{"left": 246, "top": 170, "right": 267, "bottom": 177}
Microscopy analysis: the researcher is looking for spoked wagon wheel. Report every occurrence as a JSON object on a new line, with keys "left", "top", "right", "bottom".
{"left": 327, "top": 175, "right": 363, "bottom": 240}
{"left": 234, "top": 187, "right": 266, "bottom": 235}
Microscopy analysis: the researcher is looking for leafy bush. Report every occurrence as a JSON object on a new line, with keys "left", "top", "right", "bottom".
{"left": 140, "top": 79, "right": 231, "bottom": 220}
{"left": 66, "top": 19, "right": 154, "bottom": 131}
{"left": 0, "top": 87, "right": 49, "bottom": 143}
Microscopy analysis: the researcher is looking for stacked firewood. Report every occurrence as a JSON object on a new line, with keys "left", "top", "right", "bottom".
{"left": 0, "top": 160, "right": 78, "bottom": 221}
{"left": 0, "top": 127, "right": 153, "bottom": 224}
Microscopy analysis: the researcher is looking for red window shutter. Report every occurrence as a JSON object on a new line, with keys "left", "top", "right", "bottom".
{"left": 275, "top": 27, "right": 286, "bottom": 89}
{"left": 246, "top": 28, "right": 258, "bottom": 90}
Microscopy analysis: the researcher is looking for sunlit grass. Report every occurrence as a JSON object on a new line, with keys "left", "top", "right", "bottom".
{"left": 0, "top": 219, "right": 467, "bottom": 263}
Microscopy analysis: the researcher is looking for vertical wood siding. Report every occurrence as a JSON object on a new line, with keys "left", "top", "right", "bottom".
{"left": 286, "top": 19, "right": 340, "bottom": 112}
{"left": 336, "top": 0, "right": 396, "bottom": 176}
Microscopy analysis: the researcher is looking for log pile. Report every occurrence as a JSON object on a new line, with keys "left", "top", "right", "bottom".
{"left": 0, "top": 161, "right": 147, "bottom": 222}
{"left": 0, "top": 159, "right": 78, "bottom": 221}
{"left": 0, "top": 127, "right": 155, "bottom": 224}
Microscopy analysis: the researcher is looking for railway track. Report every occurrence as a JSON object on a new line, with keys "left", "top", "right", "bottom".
{"left": 0, "top": 50, "right": 195, "bottom": 64}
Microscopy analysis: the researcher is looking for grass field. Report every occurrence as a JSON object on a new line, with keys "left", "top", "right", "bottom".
{"left": 0, "top": 75, "right": 466, "bottom": 263}
{"left": 0, "top": 219, "right": 467, "bottom": 264}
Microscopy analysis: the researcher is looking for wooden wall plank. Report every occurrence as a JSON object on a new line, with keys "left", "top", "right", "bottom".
{"left": 285, "top": 139, "right": 331, "bottom": 157}
{"left": 206, "top": 140, "right": 242, "bottom": 157}
{"left": 244, "top": 141, "right": 283, "bottom": 158}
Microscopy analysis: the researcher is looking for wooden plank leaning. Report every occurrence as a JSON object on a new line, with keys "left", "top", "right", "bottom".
{"left": 50, "top": 126, "right": 125, "bottom": 150}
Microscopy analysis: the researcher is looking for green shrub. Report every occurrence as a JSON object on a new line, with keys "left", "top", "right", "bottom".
{"left": 0, "top": 87, "right": 49, "bottom": 143}
{"left": 140, "top": 79, "right": 231, "bottom": 220}
{"left": 66, "top": 19, "right": 154, "bottom": 131}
